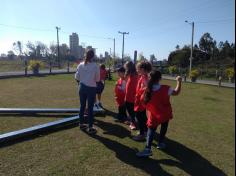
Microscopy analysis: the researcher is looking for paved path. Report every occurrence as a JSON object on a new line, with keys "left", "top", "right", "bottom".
{"left": 162, "top": 75, "right": 235, "bottom": 88}
{"left": 0, "top": 70, "right": 234, "bottom": 88}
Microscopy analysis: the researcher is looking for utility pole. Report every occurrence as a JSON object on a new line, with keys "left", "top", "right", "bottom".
{"left": 56, "top": 26, "right": 61, "bottom": 68}
{"left": 118, "top": 31, "right": 129, "bottom": 65}
{"left": 113, "top": 38, "right": 115, "bottom": 60}
{"left": 185, "top": 21, "right": 194, "bottom": 74}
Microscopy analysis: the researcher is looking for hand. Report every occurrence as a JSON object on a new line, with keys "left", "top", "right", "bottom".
{"left": 176, "top": 76, "right": 182, "bottom": 82}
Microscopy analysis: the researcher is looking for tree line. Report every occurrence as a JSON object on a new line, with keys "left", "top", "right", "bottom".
{"left": 168, "top": 32, "right": 235, "bottom": 70}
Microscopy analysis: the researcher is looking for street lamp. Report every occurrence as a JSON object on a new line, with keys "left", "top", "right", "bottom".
{"left": 185, "top": 20, "right": 194, "bottom": 74}
{"left": 118, "top": 31, "right": 129, "bottom": 65}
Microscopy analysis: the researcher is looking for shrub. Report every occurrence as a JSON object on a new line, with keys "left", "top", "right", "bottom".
{"left": 225, "top": 68, "right": 235, "bottom": 79}
{"left": 189, "top": 69, "right": 200, "bottom": 82}
{"left": 168, "top": 66, "right": 177, "bottom": 75}
{"left": 28, "top": 60, "right": 44, "bottom": 74}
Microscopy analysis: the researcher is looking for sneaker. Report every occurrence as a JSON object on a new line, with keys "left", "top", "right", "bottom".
{"left": 129, "top": 123, "right": 137, "bottom": 130}
{"left": 98, "top": 102, "right": 103, "bottom": 109}
{"left": 80, "top": 124, "right": 87, "bottom": 130}
{"left": 132, "top": 134, "right": 146, "bottom": 141}
{"left": 157, "top": 143, "right": 166, "bottom": 149}
{"left": 87, "top": 127, "right": 97, "bottom": 135}
{"left": 136, "top": 148, "right": 152, "bottom": 157}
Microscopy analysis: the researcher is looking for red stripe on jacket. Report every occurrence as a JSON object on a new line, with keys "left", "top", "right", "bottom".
{"left": 114, "top": 78, "right": 126, "bottom": 106}
{"left": 145, "top": 85, "right": 173, "bottom": 128}
{"left": 125, "top": 75, "right": 139, "bottom": 103}
{"left": 134, "top": 75, "right": 148, "bottom": 112}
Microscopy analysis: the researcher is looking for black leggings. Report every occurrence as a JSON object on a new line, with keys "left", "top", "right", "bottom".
{"left": 125, "top": 102, "right": 136, "bottom": 123}
{"left": 146, "top": 121, "right": 169, "bottom": 148}
{"left": 117, "top": 104, "right": 127, "bottom": 121}
{"left": 136, "top": 111, "right": 147, "bottom": 135}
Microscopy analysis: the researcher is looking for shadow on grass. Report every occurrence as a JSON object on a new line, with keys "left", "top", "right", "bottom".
{"left": 102, "top": 107, "right": 118, "bottom": 118}
{"left": 91, "top": 120, "right": 227, "bottom": 176}
{"left": 95, "top": 119, "right": 130, "bottom": 138}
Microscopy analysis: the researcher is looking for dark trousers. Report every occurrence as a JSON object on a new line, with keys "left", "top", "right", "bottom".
{"left": 79, "top": 83, "right": 96, "bottom": 128}
{"left": 136, "top": 111, "right": 147, "bottom": 135}
{"left": 125, "top": 102, "right": 136, "bottom": 123}
{"left": 146, "top": 121, "right": 169, "bottom": 149}
{"left": 117, "top": 104, "right": 127, "bottom": 121}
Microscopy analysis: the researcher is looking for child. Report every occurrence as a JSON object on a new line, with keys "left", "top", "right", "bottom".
{"left": 124, "top": 61, "right": 139, "bottom": 130}
{"left": 133, "top": 61, "right": 152, "bottom": 141}
{"left": 114, "top": 67, "right": 128, "bottom": 123}
{"left": 95, "top": 64, "right": 107, "bottom": 108}
{"left": 136, "top": 70, "right": 182, "bottom": 157}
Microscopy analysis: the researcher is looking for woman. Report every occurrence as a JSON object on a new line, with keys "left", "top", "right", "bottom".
{"left": 75, "top": 49, "right": 100, "bottom": 134}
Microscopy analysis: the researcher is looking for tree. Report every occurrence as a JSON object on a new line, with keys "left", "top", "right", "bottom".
{"left": 199, "top": 33, "right": 215, "bottom": 55}
{"left": 137, "top": 52, "right": 147, "bottom": 62}
{"left": 150, "top": 54, "right": 157, "bottom": 64}
{"left": 175, "top": 45, "right": 180, "bottom": 50}
{"left": 60, "top": 44, "right": 69, "bottom": 59}
{"left": 26, "top": 41, "right": 37, "bottom": 58}
{"left": 13, "top": 41, "right": 23, "bottom": 58}
{"left": 7, "top": 50, "right": 15, "bottom": 60}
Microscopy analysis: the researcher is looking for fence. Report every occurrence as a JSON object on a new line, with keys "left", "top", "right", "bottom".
{"left": 0, "top": 59, "right": 77, "bottom": 76}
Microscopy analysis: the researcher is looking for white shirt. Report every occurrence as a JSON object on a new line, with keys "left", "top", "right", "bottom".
{"left": 75, "top": 62, "right": 100, "bottom": 87}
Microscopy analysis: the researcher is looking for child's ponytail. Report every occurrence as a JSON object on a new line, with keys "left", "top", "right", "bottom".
{"left": 84, "top": 49, "right": 94, "bottom": 65}
{"left": 144, "top": 70, "right": 162, "bottom": 104}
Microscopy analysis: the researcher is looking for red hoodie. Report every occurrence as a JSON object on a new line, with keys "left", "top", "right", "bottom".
{"left": 125, "top": 74, "right": 139, "bottom": 103}
{"left": 114, "top": 78, "right": 126, "bottom": 106}
{"left": 144, "top": 85, "right": 173, "bottom": 128}
{"left": 134, "top": 75, "right": 148, "bottom": 112}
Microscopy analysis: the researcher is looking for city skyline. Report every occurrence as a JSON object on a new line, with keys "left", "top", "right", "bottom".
{"left": 0, "top": 0, "right": 235, "bottom": 60}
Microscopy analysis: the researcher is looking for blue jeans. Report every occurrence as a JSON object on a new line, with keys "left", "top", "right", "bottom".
{"left": 146, "top": 121, "right": 169, "bottom": 149}
{"left": 79, "top": 83, "right": 96, "bottom": 128}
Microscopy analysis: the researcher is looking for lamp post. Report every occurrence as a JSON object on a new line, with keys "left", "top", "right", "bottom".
{"left": 118, "top": 31, "right": 129, "bottom": 65}
{"left": 185, "top": 20, "right": 194, "bottom": 74}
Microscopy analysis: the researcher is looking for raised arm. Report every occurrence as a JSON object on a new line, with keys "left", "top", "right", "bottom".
{"left": 171, "top": 76, "right": 182, "bottom": 96}
{"left": 74, "top": 65, "right": 80, "bottom": 83}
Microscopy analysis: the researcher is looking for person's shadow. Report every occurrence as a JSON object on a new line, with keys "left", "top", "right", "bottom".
{"left": 92, "top": 119, "right": 226, "bottom": 176}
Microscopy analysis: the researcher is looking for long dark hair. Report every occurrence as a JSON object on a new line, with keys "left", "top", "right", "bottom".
{"left": 124, "top": 61, "right": 137, "bottom": 76}
{"left": 85, "top": 49, "right": 94, "bottom": 64}
{"left": 144, "top": 70, "right": 162, "bottom": 104}
{"left": 139, "top": 61, "right": 152, "bottom": 73}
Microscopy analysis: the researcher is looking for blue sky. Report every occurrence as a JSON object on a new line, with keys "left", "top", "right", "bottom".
{"left": 0, "top": 0, "right": 235, "bottom": 60}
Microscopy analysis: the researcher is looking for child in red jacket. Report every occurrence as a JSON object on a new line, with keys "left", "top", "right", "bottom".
{"left": 124, "top": 61, "right": 139, "bottom": 130}
{"left": 114, "top": 67, "right": 127, "bottom": 122}
{"left": 137, "top": 70, "right": 182, "bottom": 157}
{"left": 133, "top": 61, "right": 152, "bottom": 141}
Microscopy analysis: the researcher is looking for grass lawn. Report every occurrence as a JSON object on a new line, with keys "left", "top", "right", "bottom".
{"left": 0, "top": 74, "right": 235, "bottom": 176}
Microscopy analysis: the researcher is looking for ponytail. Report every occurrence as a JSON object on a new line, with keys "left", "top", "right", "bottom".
{"left": 85, "top": 49, "right": 94, "bottom": 65}
{"left": 144, "top": 70, "right": 162, "bottom": 104}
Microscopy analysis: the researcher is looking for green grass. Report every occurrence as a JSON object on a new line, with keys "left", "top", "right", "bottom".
{"left": 0, "top": 74, "right": 235, "bottom": 176}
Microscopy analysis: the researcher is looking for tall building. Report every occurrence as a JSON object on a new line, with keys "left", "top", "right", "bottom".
{"left": 69, "top": 33, "right": 79, "bottom": 58}
{"left": 78, "top": 45, "right": 85, "bottom": 60}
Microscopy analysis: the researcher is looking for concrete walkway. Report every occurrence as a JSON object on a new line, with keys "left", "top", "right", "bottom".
{"left": 162, "top": 75, "right": 235, "bottom": 88}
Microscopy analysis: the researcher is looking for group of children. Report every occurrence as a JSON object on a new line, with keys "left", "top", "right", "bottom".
{"left": 114, "top": 61, "right": 182, "bottom": 157}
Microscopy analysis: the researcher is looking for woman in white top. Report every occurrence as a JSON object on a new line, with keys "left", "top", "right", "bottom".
{"left": 75, "top": 49, "right": 100, "bottom": 134}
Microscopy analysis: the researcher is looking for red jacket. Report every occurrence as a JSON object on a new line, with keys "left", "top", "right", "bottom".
{"left": 114, "top": 78, "right": 126, "bottom": 106}
{"left": 144, "top": 85, "right": 173, "bottom": 128}
{"left": 125, "top": 75, "right": 139, "bottom": 103}
{"left": 134, "top": 75, "right": 148, "bottom": 112}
